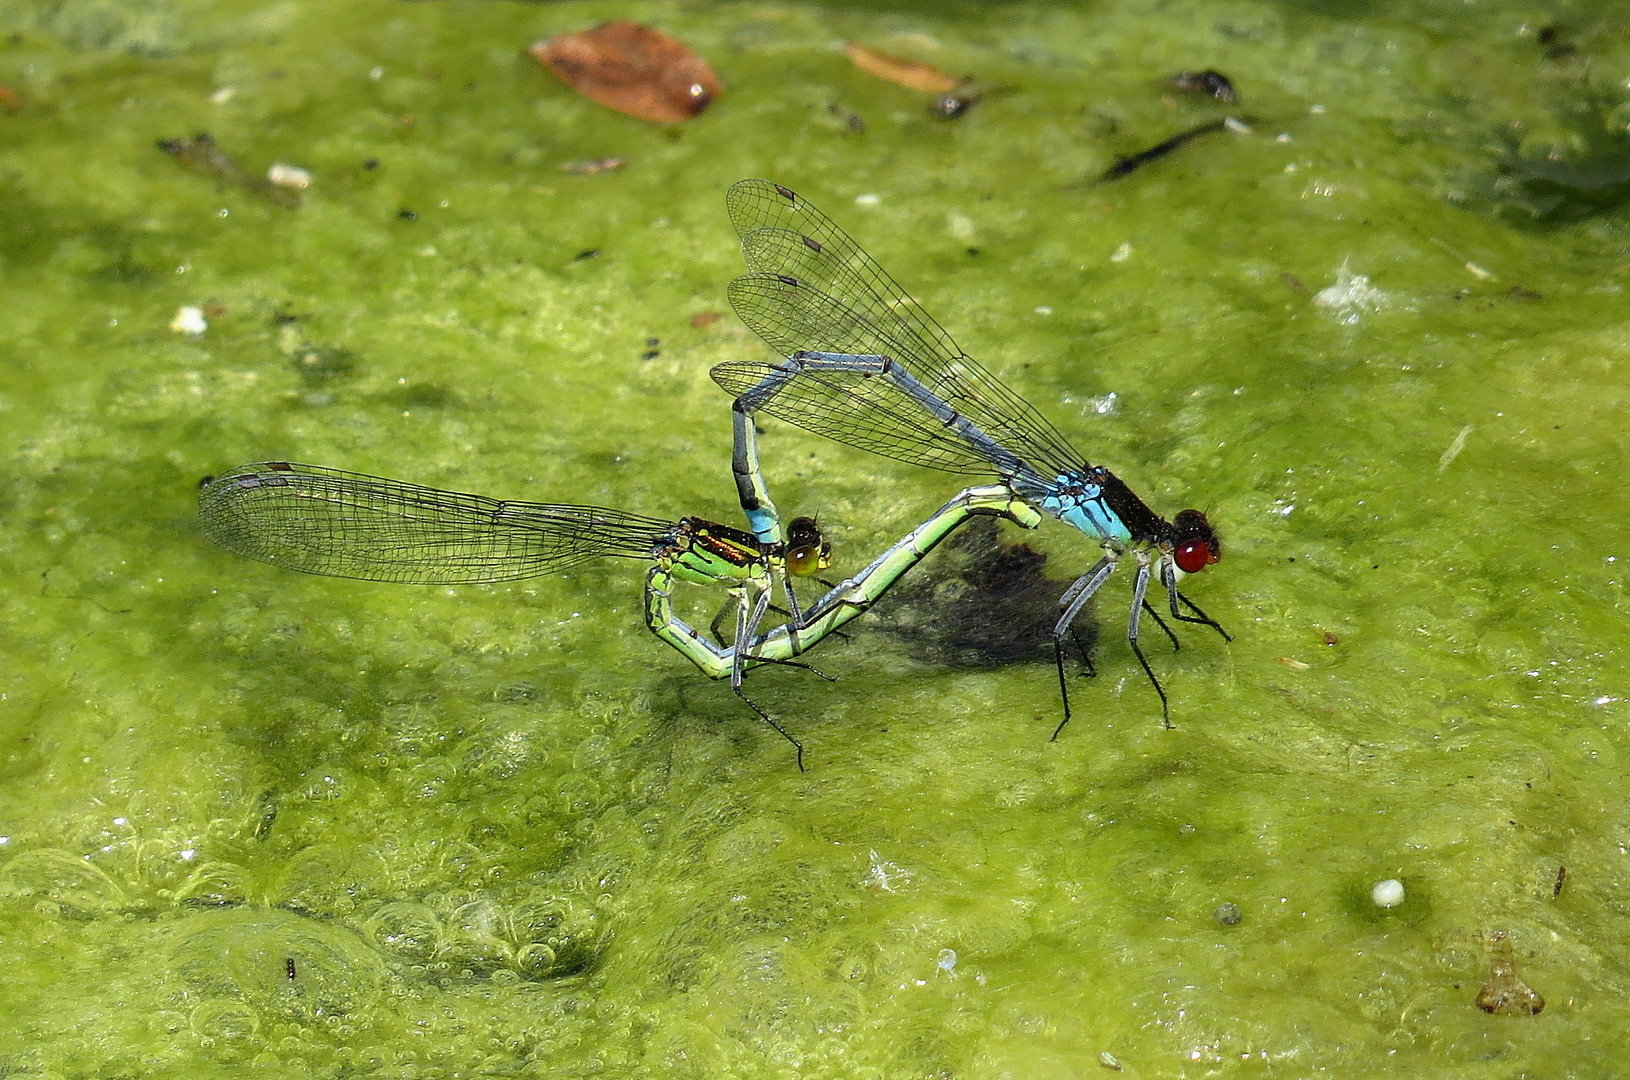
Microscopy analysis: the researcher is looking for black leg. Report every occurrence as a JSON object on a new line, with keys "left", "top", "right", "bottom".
{"left": 748, "top": 655, "right": 837, "bottom": 683}
{"left": 1050, "top": 634, "right": 1075, "bottom": 741}
{"left": 733, "top": 685, "right": 806, "bottom": 772}
{"left": 1127, "top": 632, "right": 1173, "bottom": 730}
{"left": 1069, "top": 625, "right": 1098, "bottom": 678}
{"left": 764, "top": 602, "right": 850, "bottom": 643}
{"left": 1175, "top": 591, "right": 1232, "bottom": 642}
{"left": 708, "top": 597, "right": 736, "bottom": 647}
{"left": 1143, "top": 600, "right": 1181, "bottom": 651}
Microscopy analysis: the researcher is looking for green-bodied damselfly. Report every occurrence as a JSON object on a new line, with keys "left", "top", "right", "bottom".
{"left": 198, "top": 461, "right": 1037, "bottom": 767}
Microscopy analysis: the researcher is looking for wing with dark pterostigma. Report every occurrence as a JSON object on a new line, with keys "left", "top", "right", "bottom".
{"left": 722, "top": 179, "right": 1085, "bottom": 477}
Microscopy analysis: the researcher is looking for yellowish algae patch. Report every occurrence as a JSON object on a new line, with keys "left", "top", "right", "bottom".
{"left": 1, "top": 0, "right": 1628, "bottom": 1075}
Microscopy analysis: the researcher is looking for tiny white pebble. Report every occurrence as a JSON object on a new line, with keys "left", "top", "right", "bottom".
{"left": 169, "top": 306, "right": 207, "bottom": 335}
{"left": 854, "top": 192, "right": 880, "bottom": 207}
{"left": 267, "top": 163, "right": 312, "bottom": 189}
{"left": 368, "top": 66, "right": 385, "bottom": 81}
{"left": 1372, "top": 878, "right": 1405, "bottom": 907}
{"left": 1109, "top": 242, "right": 1132, "bottom": 263}
{"left": 209, "top": 86, "right": 235, "bottom": 106}
{"left": 1034, "top": 305, "right": 1053, "bottom": 316}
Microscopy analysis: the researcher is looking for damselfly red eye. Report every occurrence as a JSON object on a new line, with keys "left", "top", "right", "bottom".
{"left": 1175, "top": 539, "right": 1219, "bottom": 575}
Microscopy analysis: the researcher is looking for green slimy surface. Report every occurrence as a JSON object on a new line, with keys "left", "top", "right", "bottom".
{"left": 2, "top": 0, "right": 1628, "bottom": 1074}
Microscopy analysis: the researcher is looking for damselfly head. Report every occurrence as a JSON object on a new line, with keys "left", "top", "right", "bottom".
{"left": 1171, "top": 508, "right": 1221, "bottom": 574}
{"left": 784, "top": 515, "right": 833, "bottom": 577}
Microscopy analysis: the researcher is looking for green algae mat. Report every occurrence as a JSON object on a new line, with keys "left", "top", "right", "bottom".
{"left": 3, "top": 0, "right": 1628, "bottom": 1075}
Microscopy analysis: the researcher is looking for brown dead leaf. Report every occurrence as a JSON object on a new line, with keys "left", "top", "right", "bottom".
{"left": 532, "top": 21, "right": 721, "bottom": 123}
{"left": 0, "top": 84, "right": 21, "bottom": 112}
{"left": 845, "top": 41, "right": 959, "bottom": 94}
{"left": 1476, "top": 930, "right": 1544, "bottom": 1016}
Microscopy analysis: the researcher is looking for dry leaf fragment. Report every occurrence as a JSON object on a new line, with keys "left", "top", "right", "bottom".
{"left": 532, "top": 21, "right": 721, "bottom": 123}
{"left": 1476, "top": 930, "right": 1545, "bottom": 1016}
{"left": 845, "top": 41, "right": 959, "bottom": 94}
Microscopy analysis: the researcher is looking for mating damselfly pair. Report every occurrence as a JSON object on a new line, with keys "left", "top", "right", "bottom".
{"left": 199, "top": 180, "right": 1228, "bottom": 767}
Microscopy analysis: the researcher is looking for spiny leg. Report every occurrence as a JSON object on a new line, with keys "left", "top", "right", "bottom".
{"left": 718, "top": 489, "right": 1044, "bottom": 757}
{"left": 709, "top": 596, "right": 737, "bottom": 647}
{"left": 745, "top": 654, "right": 838, "bottom": 683}
{"left": 1125, "top": 633, "right": 1172, "bottom": 730}
{"left": 1050, "top": 555, "right": 1117, "bottom": 740}
{"left": 708, "top": 590, "right": 838, "bottom": 674}
{"left": 1176, "top": 592, "right": 1231, "bottom": 642}
{"left": 722, "top": 579, "right": 811, "bottom": 770}
{"left": 1126, "top": 559, "right": 1173, "bottom": 729}
{"left": 1052, "top": 638, "right": 1075, "bottom": 741}
{"left": 1070, "top": 626, "right": 1097, "bottom": 678}
{"left": 644, "top": 567, "right": 814, "bottom": 771}
{"left": 1143, "top": 599, "right": 1182, "bottom": 652}
{"left": 713, "top": 597, "right": 851, "bottom": 648}
{"left": 730, "top": 580, "right": 775, "bottom": 692}
{"left": 732, "top": 683, "right": 806, "bottom": 772}
{"left": 1161, "top": 560, "right": 1231, "bottom": 642}
{"left": 780, "top": 574, "right": 806, "bottom": 628}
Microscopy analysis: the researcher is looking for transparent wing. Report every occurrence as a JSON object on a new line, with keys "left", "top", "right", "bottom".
{"left": 717, "top": 276, "right": 1000, "bottom": 474}
{"left": 198, "top": 462, "right": 672, "bottom": 584}
{"left": 723, "top": 179, "right": 1086, "bottom": 476}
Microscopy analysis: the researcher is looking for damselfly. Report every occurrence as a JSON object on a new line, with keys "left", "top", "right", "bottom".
{"left": 711, "top": 180, "right": 1230, "bottom": 734}
{"left": 198, "top": 461, "right": 1036, "bottom": 767}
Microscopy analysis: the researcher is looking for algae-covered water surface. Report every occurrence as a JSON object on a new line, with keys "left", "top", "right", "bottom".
{"left": 2, "top": 0, "right": 1628, "bottom": 1074}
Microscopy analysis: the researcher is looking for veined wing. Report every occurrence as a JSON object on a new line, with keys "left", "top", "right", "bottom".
{"left": 198, "top": 462, "right": 672, "bottom": 584}
{"left": 717, "top": 276, "right": 1020, "bottom": 476}
{"left": 724, "top": 179, "right": 1085, "bottom": 476}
